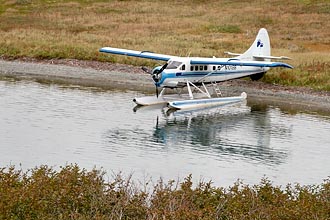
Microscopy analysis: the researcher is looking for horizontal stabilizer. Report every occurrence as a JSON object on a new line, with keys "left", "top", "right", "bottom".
{"left": 253, "top": 55, "right": 292, "bottom": 60}
{"left": 224, "top": 51, "right": 242, "bottom": 56}
{"left": 99, "top": 47, "right": 175, "bottom": 61}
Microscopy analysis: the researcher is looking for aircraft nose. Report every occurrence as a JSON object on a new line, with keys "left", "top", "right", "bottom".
{"left": 152, "top": 73, "right": 159, "bottom": 82}
{"left": 152, "top": 71, "right": 162, "bottom": 83}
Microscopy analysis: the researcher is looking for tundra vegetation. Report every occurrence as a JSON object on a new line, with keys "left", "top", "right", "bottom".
{"left": 0, "top": 165, "right": 329, "bottom": 219}
{"left": 0, "top": 0, "right": 329, "bottom": 90}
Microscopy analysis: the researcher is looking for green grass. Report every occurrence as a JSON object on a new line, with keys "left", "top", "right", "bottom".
{"left": 263, "top": 61, "right": 330, "bottom": 91}
{"left": 205, "top": 24, "right": 242, "bottom": 34}
{"left": 0, "top": 0, "right": 330, "bottom": 91}
{"left": 1, "top": 165, "right": 329, "bottom": 219}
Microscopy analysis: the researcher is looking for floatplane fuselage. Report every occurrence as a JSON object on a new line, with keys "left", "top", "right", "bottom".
{"left": 100, "top": 28, "right": 293, "bottom": 110}
{"left": 151, "top": 58, "right": 270, "bottom": 89}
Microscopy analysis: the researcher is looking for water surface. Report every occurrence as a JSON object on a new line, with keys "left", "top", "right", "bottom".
{"left": 1, "top": 80, "right": 329, "bottom": 186}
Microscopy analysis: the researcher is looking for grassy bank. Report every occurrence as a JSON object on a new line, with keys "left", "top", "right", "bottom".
{"left": 0, "top": 165, "right": 329, "bottom": 219}
{"left": 0, "top": 0, "right": 330, "bottom": 90}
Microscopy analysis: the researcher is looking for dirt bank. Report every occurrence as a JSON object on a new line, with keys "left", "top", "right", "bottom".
{"left": 1, "top": 58, "right": 330, "bottom": 114}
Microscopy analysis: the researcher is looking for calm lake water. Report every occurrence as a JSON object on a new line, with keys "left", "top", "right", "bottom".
{"left": 1, "top": 79, "right": 330, "bottom": 186}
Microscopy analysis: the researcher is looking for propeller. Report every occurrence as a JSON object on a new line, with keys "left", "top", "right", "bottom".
{"left": 154, "top": 62, "right": 168, "bottom": 98}
{"left": 152, "top": 62, "right": 168, "bottom": 82}
{"left": 142, "top": 62, "right": 169, "bottom": 98}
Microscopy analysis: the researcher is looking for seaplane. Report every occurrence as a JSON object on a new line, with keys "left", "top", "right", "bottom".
{"left": 100, "top": 28, "right": 293, "bottom": 110}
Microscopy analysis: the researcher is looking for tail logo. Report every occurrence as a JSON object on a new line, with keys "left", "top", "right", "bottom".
{"left": 257, "top": 39, "right": 263, "bottom": 48}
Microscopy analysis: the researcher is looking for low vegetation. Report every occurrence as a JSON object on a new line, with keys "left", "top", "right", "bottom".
{"left": 0, "top": 0, "right": 329, "bottom": 91}
{"left": 0, "top": 165, "right": 329, "bottom": 219}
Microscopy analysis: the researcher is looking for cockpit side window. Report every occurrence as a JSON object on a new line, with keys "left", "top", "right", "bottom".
{"left": 181, "top": 64, "right": 186, "bottom": 71}
{"left": 167, "top": 61, "right": 182, "bottom": 69}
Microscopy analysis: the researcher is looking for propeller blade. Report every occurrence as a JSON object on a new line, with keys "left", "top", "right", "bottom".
{"left": 141, "top": 66, "right": 152, "bottom": 74}
{"left": 153, "top": 62, "right": 168, "bottom": 83}
{"left": 158, "top": 62, "right": 168, "bottom": 74}
{"left": 156, "top": 86, "right": 159, "bottom": 98}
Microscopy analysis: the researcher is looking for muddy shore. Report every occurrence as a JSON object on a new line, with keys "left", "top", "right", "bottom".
{"left": 1, "top": 58, "right": 330, "bottom": 114}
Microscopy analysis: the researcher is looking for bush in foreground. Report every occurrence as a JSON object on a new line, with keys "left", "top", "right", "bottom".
{"left": 0, "top": 165, "right": 329, "bottom": 219}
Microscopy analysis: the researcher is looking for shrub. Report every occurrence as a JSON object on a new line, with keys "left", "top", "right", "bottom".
{"left": 1, "top": 165, "right": 329, "bottom": 219}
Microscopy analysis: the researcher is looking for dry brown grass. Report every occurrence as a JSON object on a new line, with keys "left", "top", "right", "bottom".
{"left": 1, "top": 165, "right": 330, "bottom": 219}
{"left": 0, "top": 0, "right": 329, "bottom": 89}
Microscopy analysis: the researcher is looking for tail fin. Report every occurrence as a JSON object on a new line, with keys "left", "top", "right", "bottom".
{"left": 238, "top": 28, "right": 271, "bottom": 61}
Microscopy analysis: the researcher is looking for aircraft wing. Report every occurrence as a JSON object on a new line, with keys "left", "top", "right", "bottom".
{"left": 190, "top": 58, "right": 293, "bottom": 69}
{"left": 99, "top": 47, "right": 176, "bottom": 61}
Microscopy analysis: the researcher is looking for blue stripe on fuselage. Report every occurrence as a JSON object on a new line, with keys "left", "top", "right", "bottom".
{"left": 155, "top": 70, "right": 259, "bottom": 87}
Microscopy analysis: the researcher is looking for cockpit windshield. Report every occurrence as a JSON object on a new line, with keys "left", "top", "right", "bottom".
{"left": 166, "top": 61, "right": 182, "bottom": 69}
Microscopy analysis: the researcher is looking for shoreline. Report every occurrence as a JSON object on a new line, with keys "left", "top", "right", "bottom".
{"left": 1, "top": 58, "right": 330, "bottom": 114}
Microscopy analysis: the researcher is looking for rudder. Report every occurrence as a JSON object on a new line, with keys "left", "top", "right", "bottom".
{"left": 238, "top": 28, "right": 271, "bottom": 61}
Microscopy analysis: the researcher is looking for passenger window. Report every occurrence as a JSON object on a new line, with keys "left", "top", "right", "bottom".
{"left": 190, "top": 66, "right": 194, "bottom": 71}
{"left": 195, "top": 66, "right": 198, "bottom": 71}
{"left": 213, "top": 66, "right": 216, "bottom": 71}
{"left": 199, "top": 66, "right": 203, "bottom": 71}
{"left": 204, "top": 65, "right": 207, "bottom": 71}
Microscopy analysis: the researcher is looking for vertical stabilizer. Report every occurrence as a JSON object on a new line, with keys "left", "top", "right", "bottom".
{"left": 239, "top": 28, "right": 271, "bottom": 61}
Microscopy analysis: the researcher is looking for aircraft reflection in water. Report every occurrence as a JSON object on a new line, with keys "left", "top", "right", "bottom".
{"left": 106, "top": 103, "right": 293, "bottom": 166}
{"left": 135, "top": 102, "right": 292, "bottom": 166}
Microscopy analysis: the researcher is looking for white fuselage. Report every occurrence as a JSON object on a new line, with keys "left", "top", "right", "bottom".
{"left": 155, "top": 58, "right": 269, "bottom": 88}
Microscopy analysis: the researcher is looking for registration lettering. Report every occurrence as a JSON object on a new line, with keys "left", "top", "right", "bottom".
{"left": 217, "top": 65, "right": 236, "bottom": 70}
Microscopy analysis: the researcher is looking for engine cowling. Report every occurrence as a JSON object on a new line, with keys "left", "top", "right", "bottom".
{"left": 152, "top": 67, "right": 162, "bottom": 82}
